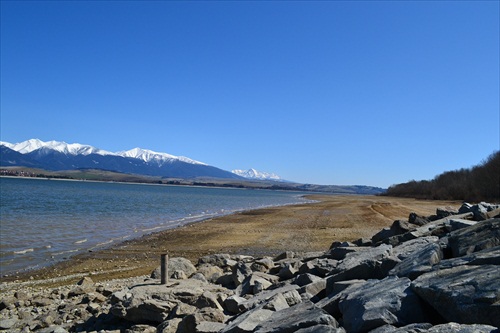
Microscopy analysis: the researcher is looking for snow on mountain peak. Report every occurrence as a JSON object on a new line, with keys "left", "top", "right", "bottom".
{"left": 232, "top": 168, "right": 282, "bottom": 181}
{"left": 117, "top": 147, "right": 206, "bottom": 165}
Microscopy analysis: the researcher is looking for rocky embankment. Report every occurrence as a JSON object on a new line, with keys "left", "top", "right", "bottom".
{"left": 1, "top": 202, "right": 499, "bottom": 333}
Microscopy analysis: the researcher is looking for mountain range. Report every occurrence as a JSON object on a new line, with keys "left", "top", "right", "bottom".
{"left": 0, "top": 139, "right": 281, "bottom": 181}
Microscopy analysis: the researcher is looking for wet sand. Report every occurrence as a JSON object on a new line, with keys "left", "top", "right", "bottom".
{"left": 0, "top": 195, "right": 460, "bottom": 289}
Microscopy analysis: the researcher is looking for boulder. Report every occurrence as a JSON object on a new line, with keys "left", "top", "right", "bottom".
{"left": 435, "top": 246, "right": 500, "bottom": 269}
{"left": 328, "top": 244, "right": 398, "bottom": 282}
{"left": 368, "top": 323, "right": 432, "bottom": 333}
{"left": 389, "top": 243, "right": 442, "bottom": 280}
{"left": 254, "top": 301, "right": 339, "bottom": 333}
{"left": 197, "top": 264, "right": 224, "bottom": 283}
{"left": 232, "top": 262, "right": 253, "bottom": 287}
{"left": 110, "top": 279, "right": 230, "bottom": 324}
{"left": 427, "top": 323, "right": 499, "bottom": 333}
{"left": 225, "top": 295, "right": 247, "bottom": 314}
{"left": 198, "top": 254, "right": 232, "bottom": 267}
{"left": 151, "top": 257, "right": 197, "bottom": 279}
{"left": 411, "top": 265, "right": 500, "bottom": 327}
{"left": 221, "top": 304, "right": 274, "bottom": 333}
{"left": 391, "top": 236, "right": 439, "bottom": 260}
{"left": 447, "top": 219, "right": 500, "bottom": 257}
{"left": 338, "top": 276, "right": 430, "bottom": 333}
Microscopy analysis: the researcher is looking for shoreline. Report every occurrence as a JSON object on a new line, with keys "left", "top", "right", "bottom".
{"left": 0, "top": 195, "right": 461, "bottom": 291}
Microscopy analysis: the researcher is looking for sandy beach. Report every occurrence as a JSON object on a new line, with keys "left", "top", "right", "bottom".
{"left": 0, "top": 195, "right": 461, "bottom": 289}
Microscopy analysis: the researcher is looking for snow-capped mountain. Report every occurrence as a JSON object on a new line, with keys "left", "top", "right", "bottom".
{"left": 117, "top": 148, "right": 205, "bottom": 166}
{"left": 232, "top": 168, "right": 282, "bottom": 181}
{"left": 1, "top": 138, "right": 114, "bottom": 156}
{"left": 0, "top": 139, "right": 241, "bottom": 180}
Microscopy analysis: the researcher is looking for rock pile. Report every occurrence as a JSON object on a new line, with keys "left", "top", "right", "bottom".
{"left": 1, "top": 202, "right": 499, "bottom": 333}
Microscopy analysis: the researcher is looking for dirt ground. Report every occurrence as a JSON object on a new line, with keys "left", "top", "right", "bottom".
{"left": 0, "top": 195, "right": 461, "bottom": 289}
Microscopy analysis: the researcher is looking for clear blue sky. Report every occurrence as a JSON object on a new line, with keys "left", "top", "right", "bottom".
{"left": 1, "top": 1, "right": 498, "bottom": 188}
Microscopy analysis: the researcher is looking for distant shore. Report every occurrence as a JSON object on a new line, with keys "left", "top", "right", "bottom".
{"left": 0, "top": 195, "right": 461, "bottom": 290}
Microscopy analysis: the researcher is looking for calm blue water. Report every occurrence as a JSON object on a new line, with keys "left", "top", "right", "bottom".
{"left": 0, "top": 177, "right": 312, "bottom": 276}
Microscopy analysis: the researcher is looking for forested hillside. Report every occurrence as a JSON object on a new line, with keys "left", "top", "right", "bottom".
{"left": 384, "top": 151, "right": 499, "bottom": 202}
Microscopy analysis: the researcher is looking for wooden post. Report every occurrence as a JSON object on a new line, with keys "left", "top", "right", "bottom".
{"left": 161, "top": 254, "right": 169, "bottom": 285}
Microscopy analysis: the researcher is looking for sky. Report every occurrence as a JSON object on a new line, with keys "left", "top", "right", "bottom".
{"left": 1, "top": 1, "right": 498, "bottom": 188}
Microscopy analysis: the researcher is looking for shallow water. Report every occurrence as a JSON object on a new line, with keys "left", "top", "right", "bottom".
{"left": 0, "top": 177, "right": 311, "bottom": 275}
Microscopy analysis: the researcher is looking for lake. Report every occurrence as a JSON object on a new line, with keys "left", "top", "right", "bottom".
{"left": 0, "top": 177, "right": 312, "bottom": 276}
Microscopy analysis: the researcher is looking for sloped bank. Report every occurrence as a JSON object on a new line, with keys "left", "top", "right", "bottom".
{"left": 0, "top": 202, "right": 499, "bottom": 333}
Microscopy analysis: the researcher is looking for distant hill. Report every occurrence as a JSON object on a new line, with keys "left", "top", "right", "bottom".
{"left": 383, "top": 151, "right": 500, "bottom": 202}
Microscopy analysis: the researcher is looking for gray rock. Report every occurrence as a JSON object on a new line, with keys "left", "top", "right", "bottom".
{"left": 389, "top": 243, "right": 442, "bottom": 280}
{"left": 427, "top": 322, "right": 499, "bottom": 333}
{"left": 391, "top": 237, "right": 439, "bottom": 260}
{"left": 449, "top": 219, "right": 478, "bottom": 231}
{"left": 151, "top": 257, "right": 197, "bottom": 279}
{"left": 196, "top": 321, "right": 228, "bottom": 333}
{"left": 435, "top": 246, "right": 500, "bottom": 269}
{"left": 239, "top": 284, "right": 300, "bottom": 312}
{"left": 262, "top": 293, "right": 290, "bottom": 312}
{"left": 295, "top": 325, "right": 346, "bottom": 333}
{"left": 329, "top": 244, "right": 397, "bottom": 282}
{"left": 368, "top": 323, "right": 432, "bottom": 333}
{"left": 198, "top": 253, "right": 232, "bottom": 267}
{"left": 238, "top": 272, "right": 279, "bottom": 296}
{"left": 0, "top": 318, "right": 17, "bottom": 330}
{"left": 157, "top": 318, "right": 183, "bottom": 333}
{"left": 447, "top": 219, "right": 500, "bottom": 257}
{"left": 281, "top": 289, "right": 302, "bottom": 307}
{"left": 298, "top": 278, "right": 327, "bottom": 302}
{"left": 317, "top": 280, "right": 366, "bottom": 318}
{"left": 274, "top": 251, "right": 295, "bottom": 261}
{"left": 221, "top": 304, "right": 274, "bottom": 333}
{"left": 225, "top": 295, "right": 247, "bottom": 314}
{"left": 412, "top": 265, "right": 500, "bottom": 327}
{"left": 409, "top": 212, "right": 431, "bottom": 226}
{"left": 254, "top": 301, "right": 339, "bottom": 333}
{"left": 110, "top": 279, "right": 230, "bottom": 324}
{"left": 278, "top": 262, "right": 299, "bottom": 280}
{"left": 339, "top": 276, "right": 429, "bottom": 333}
{"left": 326, "top": 246, "right": 367, "bottom": 260}
{"left": 233, "top": 262, "right": 254, "bottom": 287}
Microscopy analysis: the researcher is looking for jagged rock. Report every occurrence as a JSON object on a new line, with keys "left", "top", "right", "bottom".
{"left": 196, "top": 321, "right": 228, "bottom": 333}
{"left": 125, "top": 324, "right": 157, "bottom": 333}
{"left": 232, "top": 262, "right": 253, "bottom": 287}
{"left": 409, "top": 212, "right": 431, "bottom": 226}
{"left": 436, "top": 207, "right": 458, "bottom": 219}
{"left": 151, "top": 257, "right": 197, "bottom": 279}
{"left": 391, "top": 237, "right": 439, "bottom": 260}
{"left": 238, "top": 284, "right": 300, "bottom": 312}
{"left": 77, "top": 276, "right": 94, "bottom": 288}
{"left": 317, "top": 280, "right": 366, "bottom": 318}
{"left": 326, "top": 246, "right": 366, "bottom": 260}
{"left": 225, "top": 295, "right": 247, "bottom": 314}
{"left": 171, "top": 302, "right": 198, "bottom": 318}
{"left": 339, "top": 276, "right": 430, "bottom": 333}
{"left": 238, "top": 272, "right": 279, "bottom": 296}
{"left": 372, "top": 228, "right": 394, "bottom": 244}
{"left": 295, "top": 325, "right": 346, "bottom": 333}
{"left": 329, "top": 244, "right": 398, "bottom": 282}
{"left": 389, "top": 243, "right": 442, "bottom": 280}
{"left": 385, "top": 212, "right": 474, "bottom": 247}
{"left": 449, "top": 219, "right": 477, "bottom": 231}
{"left": 157, "top": 318, "right": 182, "bottom": 333}
{"left": 262, "top": 293, "right": 290, "bottom": 312}
{"left": 36, "top": 326, "right": 69, "bottom": 333}
{"left": 412, "top": 265, "right": 500, "bottom": 327}
{"left": 435, "top": 246, "right": 500, "bottom": 269}
{"left": 299, "top": 258, "right": 338, "bottom": 277}
{"left": 252, "top": 258, "right": 275, "bottom": 273}
{"left": 110, "top": 279, "right": 230, "bottom": 324}
{"left": 278, "top": 262, "right": 299, "bottom": 280}
{"left": 368, "top": 323, "right": 432, "bottom": 332}
{"left": 198, "top": 254, "right": 232, "bottom": 267}
{"left": 274, "top": 251, "right": 295, "bottom": 261}
{"left": 178, "top": 308, "right": 226, "bottom": 333}
{"left": 447, "top": 219, "right": 500, "bottom": 257}
{"left": 281, "top": 289, "right": 302, "bottom": 307}
{"left": 293, "top": 274, "right": 327, "bottom": 301}
{"left": 427, "top": 322, "right": 499, "bottom": 332}
{"left": 191, "top": 272, "right": 209, "bottom": 283}
{"left": 221, "top": 304, "right": 274, "bottom": 333}
{"left": 254, "top": 301, "right": 339, "bottom": 333}
{"left": 0, "top": 318, "right": 17, "bottom": 330}
{"left": 173, "top": 270, "right": 188, "bottom": 280}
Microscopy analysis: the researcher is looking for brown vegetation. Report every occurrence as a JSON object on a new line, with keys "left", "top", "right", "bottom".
{"left": 383, "top": 151, "right": 500, "bottom": 202}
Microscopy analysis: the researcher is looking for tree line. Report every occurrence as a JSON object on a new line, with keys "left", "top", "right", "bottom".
{"left": 383, "top": 151, "right": 499, "bottom": 202}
